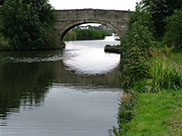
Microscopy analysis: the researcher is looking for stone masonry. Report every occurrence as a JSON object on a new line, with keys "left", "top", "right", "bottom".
{"left": 53, "top": 9, "right": 130, "bottom": 43}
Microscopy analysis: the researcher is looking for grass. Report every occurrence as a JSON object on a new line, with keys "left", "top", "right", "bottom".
{"left": 149, "top": 56, "right": 182, "bottom": 92}
{"left": 156, "top": 45, "right": 182, "bottom": 65}
{"left": 121, "top": 90, "right": 182, "bottom": 136}
{"left": 169, "top": 50, "right": 182, "bottom": 64}
{"left": 117, "top": 47, "right": 182, "bottom": 136}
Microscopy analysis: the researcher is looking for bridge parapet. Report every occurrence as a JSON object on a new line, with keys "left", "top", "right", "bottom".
{"left": 55, "top": 9, "right": 129, "bottom": 22}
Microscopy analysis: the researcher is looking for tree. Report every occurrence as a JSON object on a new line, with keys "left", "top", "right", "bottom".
{"left": 25, "top": 0, "right": 55, "bottom": 27}
{"left": 0, "top": 0, "right": 55, "bottom": 50}
{"left": 142, "top": 0, "right": 182, "bottom": 38}
{"left": 164, "top": 10, "right": 182, "bottom": 49}
{"left": 129, "top": 2, "right": 155, "bottom": 34}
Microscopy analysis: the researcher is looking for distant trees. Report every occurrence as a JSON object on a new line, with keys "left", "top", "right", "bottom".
{"left": 0, "top": 0, "right": 58, "bottom": 50}
{"left": 64, "top": 29, "right": 109, "bottom": 41}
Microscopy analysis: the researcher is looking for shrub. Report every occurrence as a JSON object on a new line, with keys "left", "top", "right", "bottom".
{"left": 164, "top": 10, "right": 182, "bottom": 50}
{"left": 121, "top": 46, "right": 150, "bottom": 93}
{"left": 120, "top": 22, "right": 153, "bottom": 56}
{"left": 120, "top": 2, "right": 154, "bottom": 93}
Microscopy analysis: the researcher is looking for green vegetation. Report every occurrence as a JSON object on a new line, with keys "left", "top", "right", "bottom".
{"left": 0, "top": 34, "right": 10, "bottom": 50}
{"left": 0, "top": 0, "right": 61, "bottom": 50}
{"left": 110, "top": 0, "right": 182, "bottom": 135}
{"left": 109, "top": 92, "right": 137, "bottom": 135}
{"left": 150, "top": 55, "right": 182, "bottom": 92}
{"left": 64, "top": 29, "right": 110, "bottom": 41}
{"left": 119, "top": 90, "right": 182, "bottom": 136}
{"left": 169, "top": 50, "right": 182, "bottom": 64}
{"left": 111, "top": 49, "right": 182, "bottom": 136}
{"left": 143, "top": 0, "right": 182, "bottom": 38}
{"left": 104, "top": 44, "right": 121, "bottom": 53}
{"left": 119, "top": 2, "right": 153, "bottom": 93}
{"left": 164, "top": 10, "right": 182, "bottom": 49}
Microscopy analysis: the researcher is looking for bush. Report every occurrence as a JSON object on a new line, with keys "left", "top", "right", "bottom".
{"left": 0, "top": 0, "right": 56, "bottom": 50}
{"left": 120, "top": 2, "right": 154, "bottom": 93}
{"left": 121, "top": 46, "right": 150, "bottom": 92}
{"left": 120, "top": 22, "right": 153, "bottom": 56}
{"left": 164, "top": 10, "right": 182, "bottom": 50}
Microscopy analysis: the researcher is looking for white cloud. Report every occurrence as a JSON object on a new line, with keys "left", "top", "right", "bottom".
{"left": 49, "top": 0, "right": 140, "bottom": 11}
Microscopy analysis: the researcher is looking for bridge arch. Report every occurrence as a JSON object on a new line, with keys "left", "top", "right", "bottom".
{"left": 60, "top": 21, "right": 121, "bottom": 41}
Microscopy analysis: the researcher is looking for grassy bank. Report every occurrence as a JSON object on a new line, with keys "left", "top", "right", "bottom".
{"left": 111, "top": 1, "right": 182, "bottom": 135}
{"left": 116, "top": 49, "right": 182, "bottom": 136}
{"left": 121, "top": 90, "right": 182, "bottom": 136}
{"left": 168, "top": 49, "right": 182, "bottom": 64}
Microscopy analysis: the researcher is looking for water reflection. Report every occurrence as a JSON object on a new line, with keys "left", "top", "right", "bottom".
{"left": 0, "top": 36, "right": 121, "bottom": 136}
{"left": 63, "top": 37, "right": 120, "bottom": 74}
{"left": 0, "top": 61, "right": 54, "bottom": 119}
{"left": 0, "top": 52, "right": 120, "bottom": 119}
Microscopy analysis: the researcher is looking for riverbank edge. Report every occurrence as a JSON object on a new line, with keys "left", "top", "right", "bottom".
{"left": 116, "top": 49, "right": 182, "bottom": 136}
{"left": 0, "top": 38, "right": 65, "bottom": 51}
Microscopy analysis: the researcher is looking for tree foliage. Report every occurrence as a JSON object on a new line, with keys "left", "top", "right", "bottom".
{"left": 0, "top": 0, "right": 55, "bottom": 50}
{"left": 129, "top": 2, "right": 155, "bottom": 34}
{"left": 164, "top": 10, "right": 182, "bottom": 49}
{"left": 142, "top": 0, "right": 182, "bottom": 38}
{"left": 121, "top": 2, "right": 154, "bottom": 54}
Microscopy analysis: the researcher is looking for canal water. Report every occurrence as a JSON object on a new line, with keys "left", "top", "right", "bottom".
{"left": 0, "top": 36, "right": 121, "bottom": 136}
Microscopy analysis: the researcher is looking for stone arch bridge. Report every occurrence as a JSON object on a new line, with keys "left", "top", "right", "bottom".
{"left": 53, "top": 9, "right": 130, "bottom": 45}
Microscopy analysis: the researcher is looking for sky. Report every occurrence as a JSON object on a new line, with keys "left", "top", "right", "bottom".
{"left": 49, "top": 0, "right": 140, "bottom": 11}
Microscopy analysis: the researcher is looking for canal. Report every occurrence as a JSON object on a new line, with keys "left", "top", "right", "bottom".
{"left": 0, "top": 35, "right": 121, "bottom": 136}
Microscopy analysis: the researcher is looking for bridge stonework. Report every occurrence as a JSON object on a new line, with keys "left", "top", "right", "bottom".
{"left": 53, "top": 9, "right": 130, "bottom": 44}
